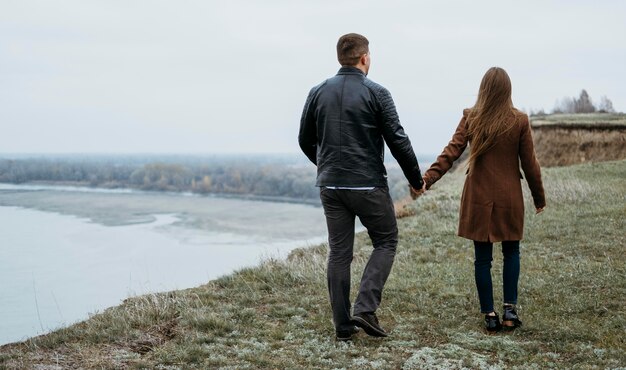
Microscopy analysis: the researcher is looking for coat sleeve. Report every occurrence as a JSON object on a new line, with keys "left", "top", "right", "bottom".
{"left": 377, "top": 88, "right": 423, "bottom": 190}
{"left": 298, "top": 87, "right": 318, "bottom": 165}
{"left": 423, "top": 113, "right": 469, "bottom": 189}
{"left": 519, "top": 116, "right": 546, "bottom": 208}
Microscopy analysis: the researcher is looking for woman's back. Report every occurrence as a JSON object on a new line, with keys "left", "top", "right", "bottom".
{"left": 465, "top": 109, "right": 530, "bottom": 207}
{"left": 423, "top": 105, "right": 545, "bottom": 242}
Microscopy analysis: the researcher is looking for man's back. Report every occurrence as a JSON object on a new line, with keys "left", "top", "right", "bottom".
{"left": 300, "top": 66, "right": 387, "bottom": 187}
{"left": 299, "top": 67, "right": 423, "bottom": 189}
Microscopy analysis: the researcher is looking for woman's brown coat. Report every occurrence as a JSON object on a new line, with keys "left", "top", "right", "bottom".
{"left": 423, "top": 110, "right": 546, "bottom": 242}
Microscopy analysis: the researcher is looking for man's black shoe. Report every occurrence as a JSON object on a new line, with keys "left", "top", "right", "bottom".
{"left": 336, "top": 326, "right": 360, "bottom": 341}
{"left": 352, "top": 313, "right": 388, "bottom": 337}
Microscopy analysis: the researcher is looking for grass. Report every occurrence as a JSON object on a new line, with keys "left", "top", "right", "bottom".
{"left": 531, "top": 113, "right": 626, "bottom": 127}
{"left": 1, "top": 160, "right": 625, "bottom": 369}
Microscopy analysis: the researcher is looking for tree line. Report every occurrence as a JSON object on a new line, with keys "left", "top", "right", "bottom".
{"left": 530, "top": 89, "right": 616, "bottom": 116}
{"left": 0, "top": 155, "right": 413, "bottom": 202}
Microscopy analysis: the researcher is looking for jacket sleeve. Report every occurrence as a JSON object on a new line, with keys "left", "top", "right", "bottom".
{"left": 423, "top": 114, "right": 469, "bottom": 189}
{"left": 298, "top": 87, "right": 318, "bottom": 165}
{"left": 519, "top": 115, "right": 546, "bottom": 208}
{"left": 377, "top": 88, "right": 423, "bottom": 190}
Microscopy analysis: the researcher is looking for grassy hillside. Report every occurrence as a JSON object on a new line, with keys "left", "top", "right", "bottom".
{"left": 1, "top": 160, "right": 625, "bottom": 369}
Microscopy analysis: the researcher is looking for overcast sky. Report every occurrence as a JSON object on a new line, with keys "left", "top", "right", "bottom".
{"left": 1, "top": 1, "right": 624, "bottom": 155}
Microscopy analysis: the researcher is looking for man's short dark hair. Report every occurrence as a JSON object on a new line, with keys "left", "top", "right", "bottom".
{"left": 337, "top": 33, "right": 369, "bottom": 66}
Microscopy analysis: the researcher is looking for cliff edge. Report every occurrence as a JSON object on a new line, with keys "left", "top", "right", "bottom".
{"left": 531, "top": 113, "right": 626, "bottom": 167}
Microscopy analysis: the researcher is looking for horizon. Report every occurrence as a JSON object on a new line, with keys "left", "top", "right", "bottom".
{"left": 0, "top": 151, "right": 440, "bottom": 166}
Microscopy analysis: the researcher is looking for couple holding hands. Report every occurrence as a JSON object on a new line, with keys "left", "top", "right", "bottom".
{"left": 298, "top": 33, "right": 546, "bottom": 341}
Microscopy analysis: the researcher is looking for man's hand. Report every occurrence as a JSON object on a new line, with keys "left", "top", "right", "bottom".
{"left": 409, "top": 182, "right": 426, "bottom": 200}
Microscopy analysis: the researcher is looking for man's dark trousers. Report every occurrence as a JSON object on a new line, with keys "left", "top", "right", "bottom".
{"left": 320, "top": 186, "right": 398, "bottom": 331}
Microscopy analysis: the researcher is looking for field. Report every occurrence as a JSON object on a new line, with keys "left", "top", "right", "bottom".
{"left": 530, "top": 113, "right": 626, "bottom": 128}
{"left": 1, "top": 160, "right": 625, "bottom": 369}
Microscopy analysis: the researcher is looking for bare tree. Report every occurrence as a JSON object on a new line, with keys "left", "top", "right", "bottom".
{"left": 574, "top": 89, "right": 596, "bottom": 113}
{"left": 598, "top": 96, "right": 615, "bottom": 113}
{"left": 553, "top": 97, "right": 576, "bottom": 114}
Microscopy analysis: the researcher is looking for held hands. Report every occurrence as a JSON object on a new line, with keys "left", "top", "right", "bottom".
{"left": 409, "top": 185, "right": 423, "bottom": 200}
{"left": 409, "top": 179, "right": 427, "bottom": 200}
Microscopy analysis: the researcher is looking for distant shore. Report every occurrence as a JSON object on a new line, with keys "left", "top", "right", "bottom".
{"left": 0, "top": 181, "right": 323, "bottom": 206}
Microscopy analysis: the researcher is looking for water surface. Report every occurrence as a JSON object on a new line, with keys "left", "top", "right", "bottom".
{"left": 0, "top": 185, "right": 329, "bottom": 345}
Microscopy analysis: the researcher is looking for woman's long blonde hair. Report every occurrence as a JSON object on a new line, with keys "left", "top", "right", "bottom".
{"left": 466, "top": 67, "right": 519, "bottom": 167}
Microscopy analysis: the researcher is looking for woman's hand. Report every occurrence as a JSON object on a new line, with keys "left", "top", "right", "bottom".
{"left": 535, "top": 206, "right": 545, "bottom": 214}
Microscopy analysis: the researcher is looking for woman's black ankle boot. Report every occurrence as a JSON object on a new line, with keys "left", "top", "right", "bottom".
{"left": 484, "top": 312, "right": 502, "bottom": 332}
{"left": 502, "top": 305, "right": 522, "bottom": 330}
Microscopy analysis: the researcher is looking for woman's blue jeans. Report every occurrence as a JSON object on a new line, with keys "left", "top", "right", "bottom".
{"left": 473, "top": 240, "right": 520, "bottom": 313}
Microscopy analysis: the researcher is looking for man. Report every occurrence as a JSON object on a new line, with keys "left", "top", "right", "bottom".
{"left": 298, "top": 33, "right": 424, "bottom": 341}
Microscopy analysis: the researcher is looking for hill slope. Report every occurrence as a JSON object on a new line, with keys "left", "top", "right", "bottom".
{"left": 531, "top": 113, "right": 626, "bottom": 167}
{"left": 1, "top": 160, "right": 625, "bottom": 369}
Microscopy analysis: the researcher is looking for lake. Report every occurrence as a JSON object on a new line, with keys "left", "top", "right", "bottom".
{"left": 0, "top": 185, "right": 331, "bottom": 345}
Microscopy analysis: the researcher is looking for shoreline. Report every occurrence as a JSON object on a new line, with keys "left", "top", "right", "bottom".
{"left": 0, "top": 188, "right": 329, "bottom": 347}
{"left": 0, "top": 211, "right": 329, "bottom": 347}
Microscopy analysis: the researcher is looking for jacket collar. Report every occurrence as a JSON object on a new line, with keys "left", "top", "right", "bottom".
{"left": 337, "top": 66, "right": 365, "bottom": 76}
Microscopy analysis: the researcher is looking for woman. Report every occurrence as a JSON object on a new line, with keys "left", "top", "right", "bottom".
{"left": 421, "top": 67, "right": 546, "bottom": 332}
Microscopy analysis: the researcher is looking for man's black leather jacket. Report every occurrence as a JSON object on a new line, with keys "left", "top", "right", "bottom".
{"left": 299, "top": 66, "right": 423, "bottom": 189}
